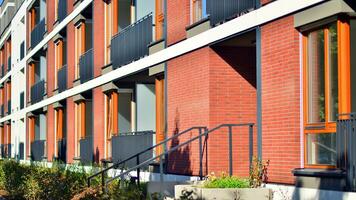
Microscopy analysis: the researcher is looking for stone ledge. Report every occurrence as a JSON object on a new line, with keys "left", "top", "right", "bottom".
{"left": 175, "top": 185, "right": 272, "bottom": 200}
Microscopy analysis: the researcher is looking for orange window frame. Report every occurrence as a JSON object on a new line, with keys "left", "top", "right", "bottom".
{"left": 56, "top": 108, "right": 64, "bottom": 141}
{"left": 105, "top": 0, "right": 118, "bottom": 64}
{"left": 74, "top": 22, "right": 86, "bottom": 79}
{"left": 105, "top": 92, "right": 118, "bottom": 158}
{"left": 6, "top": 124, "right": 11, "bottom": 145}
{"left": 155, "top": 0, "right": 164, "bottom": 40}
{"left": 55, "top": 39, "right": 63, "bottom": 88}
{"left": 54, "top": 0, "right": 59, "bottom": 21}
{"left": 0, "top": 126, "right": 4, "bottom": 145}
{"left": 155, "top": 77, "right": 165, "bottom": 156}
{"left": 192, "top": 0, "right": 202, "bottom": 24}
{"left": 303, "top": 19, "right": 350, "bottom": 169}
{"left": 6, "top": 82, "right": 11, "bottom": 102}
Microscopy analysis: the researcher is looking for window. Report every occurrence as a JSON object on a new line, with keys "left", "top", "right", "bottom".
{"left": 303, "top": 19, "right": 350, "bottom": 168}
{"left": 104, "top": 0, "right": 118, "bottom": 64}
{"left": 74, "top": 22, "right": 86, "bottom": 79}
{"left": 55, "top": 0, "right": 59, "bottom": 21}
{"left": 75, "top": 101, "right": 85, "bottom": 156}
{"left": 155, "top": 0, "right": 164, "bottom": 40}
{"left": 191, "top": 0, "right": 207, "bottom": 24}
{"left": 54, "top": 39, "right": 64, "bottom": 88}
{"left": 105, "top": 92, "right": 118, "bottom": 158}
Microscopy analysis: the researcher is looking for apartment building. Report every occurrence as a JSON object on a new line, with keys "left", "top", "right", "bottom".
{"left": 0, "top": 0, "right": 356, "bottom": 198}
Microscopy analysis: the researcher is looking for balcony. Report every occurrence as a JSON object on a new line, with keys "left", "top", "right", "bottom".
{"left": 31, "top": 19, "right": 46, "bottom": 48}
{"left": 20, "top": 92, "right": 24, "bottom": 109}
{"left": 79, "top": 137, "right": 93, "bottom": 164}
{"left": 58, "top": 0, "right": 67, "bottom": 23}
{"left": 31, "top": 79, "right": 46, "bottom": 104}
{"left": 57, "top": 139, "right": 66, "bottom": 163}
{"left": 111, "top": 131, "right": 154, "bottom": 167}
{"left": 79, "top": 48, "right": 93, "bottom": 84}
{"left": 6, "top": 144, "right": 11, "bottom": 158}
{"left": 1, "top": 144, "right": 11, "bottom": 158}
{"left": 19, "top": 142, "right": 24, "bottom": 160}
{"left": 0, "top": 105, "right": 4, "bottom": 117}
{"left": 57, "top": 65, "right": 67, "bottom": 93}
{"left": 7, "top": 57, "right": 11, "bottom": 72}
{"left": 0, "top": 4, "right": 15, "bottom": 37}
{"left": 1, "top": 64, "right": 4, "bottom": 78}
{"left": 7, "top": 100, "right": 11, "bottom": 115}
{"left": 31, "top": 140, "right": 46, "bottom": 161}
{"left": 111, "top": 13, "right": 153, "bottom": 69}
{"left": 207, "top": 0, "right": 256, "bottom": 25}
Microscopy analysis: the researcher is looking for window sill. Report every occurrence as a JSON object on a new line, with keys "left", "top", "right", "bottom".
{"left": 292, "top": 168, "right": 345, "bottom": 178}
{"left": 292, "top": 168, "right": 347, "bottom": 191}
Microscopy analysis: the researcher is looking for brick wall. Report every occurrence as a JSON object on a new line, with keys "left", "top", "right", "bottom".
{"left": 167, "top": 0, "right": 190, "bottom": 45}
{"left": 208, "top": 46, "right": 256, "bottom": 177}
{"left": 261, "top": 16, "right": 301, "bottom": 184}
{"left": 167, "top": 46, "right": 257, "bottom": 177}
{"left": 167, "top": 48, "right": 210, "bottom": 175}
{"left": 92, "top": 0, "right": 105, "bottom": 163}
{"left": 66, "top": 98, "right": 75, "bottom": 163}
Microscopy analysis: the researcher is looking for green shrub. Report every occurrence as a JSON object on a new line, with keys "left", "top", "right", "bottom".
{"left": 203, "top": 173, "right": 249, "bottom": 189}
{"left": 0, "top": 160, "right": 149, "bottom": 200}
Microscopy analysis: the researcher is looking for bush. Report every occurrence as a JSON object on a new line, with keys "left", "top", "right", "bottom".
{"left": 0, "top": 160, "right": 148, "bottom": 200}
{"left": 203, "top": 172, "right": 249, "bottom": 189}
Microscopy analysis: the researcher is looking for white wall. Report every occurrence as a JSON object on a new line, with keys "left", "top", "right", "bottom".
{"left": 9, "top": 1, "right": 27, "bottom": 159}
{"left": 136, "top": 84, "right": 156, "bottom": 132}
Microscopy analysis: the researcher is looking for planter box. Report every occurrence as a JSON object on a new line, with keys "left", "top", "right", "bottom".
{"left": 175, "top": 184, "right": 272, "bottom": 200}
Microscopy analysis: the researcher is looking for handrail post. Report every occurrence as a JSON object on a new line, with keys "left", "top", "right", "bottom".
{"left": 249, "top": 124, "right": 253, "bottom": 169}
{"left": 136, "top": 155, "right": 140, "bottom": 186}
{"left": 199, "top": 128, "right": 203, "bottom": 180}
{"left": 228, "top": 125, "right": 233, "bottom": 176}
{"left": 160, "top": 154, "right": 164, "bottom": 195}
{"left": 101, "top": 172, "right": 105, "bottom": 193}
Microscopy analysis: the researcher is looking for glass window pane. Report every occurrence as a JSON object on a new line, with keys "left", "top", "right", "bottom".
{"left": 308, "top": 30, "right": 325, "bottom": 123}
{"left": 307, "top": 133, "right": 336, "bottom": 165}
{"left": 328, "top": 23, "right": 338, "bottom": 121}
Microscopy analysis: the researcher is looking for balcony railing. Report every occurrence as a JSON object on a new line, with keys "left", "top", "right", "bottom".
{"left": 111, "top": 131, "right": 154, "bottom": 167}
{"left": 0, "top": 145, "right": 4, "bottom": 158}
{"left": 31, "top": 19, "right": 46, "bottom": 48}
{"left": 207, "top": 0, "right": 256, "bottom": 25}
{"left": 111, "top": 13, "right": 153, "bottom": 69}
{"left": 19, "top": 142, "right": 25, "bottom": 160}
{"left": 0, "top": 6, "right": 15, "bottom": 37}
{"left": 57, "top": 65, "right": 67, "bottom": 93}
{"left": 79, "top": 137, "right": 93, "bottom": 164}
{"left": 20, "top": 92, "right": 24, "bottom": 109}
{"left": 31, "top": 79, "right": 46, "bottom": 104}
{"left": 337, "top": 113, "right": 356, "bottom": 191}
{"left": 0, "top": 105, "right": 4, "bottom": 117}
{"left": 1, "top": 144, "right": 12, "bottom": 158}
{"left": 79, "top": 48, "right": 93, "bottom": 84}
{"left": 1, "top": 64, "right": 4, "bottom": 78}
{"left": 7, "top": 57, "right": 11, "bottom": 72}
{"left": 6, "top": 144, "right": 11, "bottom": 158}
{"left": 7, "top": 100, "right": 11, "bottom": 115}
{"left": 57, "top": 139, "right": 66, "bottom": 163}
{"left": 31, "top": 140, "right": 46, "bottom": 161}
{"left": 58, "top": 0, "right": 67, "bottom": 23}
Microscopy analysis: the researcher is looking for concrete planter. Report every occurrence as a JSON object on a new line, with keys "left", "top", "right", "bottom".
{"left": 175, "top": 184, "right": 272, "bottom": 200}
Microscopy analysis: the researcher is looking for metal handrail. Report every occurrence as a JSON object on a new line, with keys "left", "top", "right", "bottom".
{"left": 87, "top": 126, "right": 206, "bottom": 186}
{"left": 88, "top": 123, "right": 255, "bottom": 191}
{"left": 105, "top": 123, "right": 254, "bottom": 186}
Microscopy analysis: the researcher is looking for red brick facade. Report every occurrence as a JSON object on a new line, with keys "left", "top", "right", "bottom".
{"left": 261, "top": 16, "right": 301, "bottom": 183}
